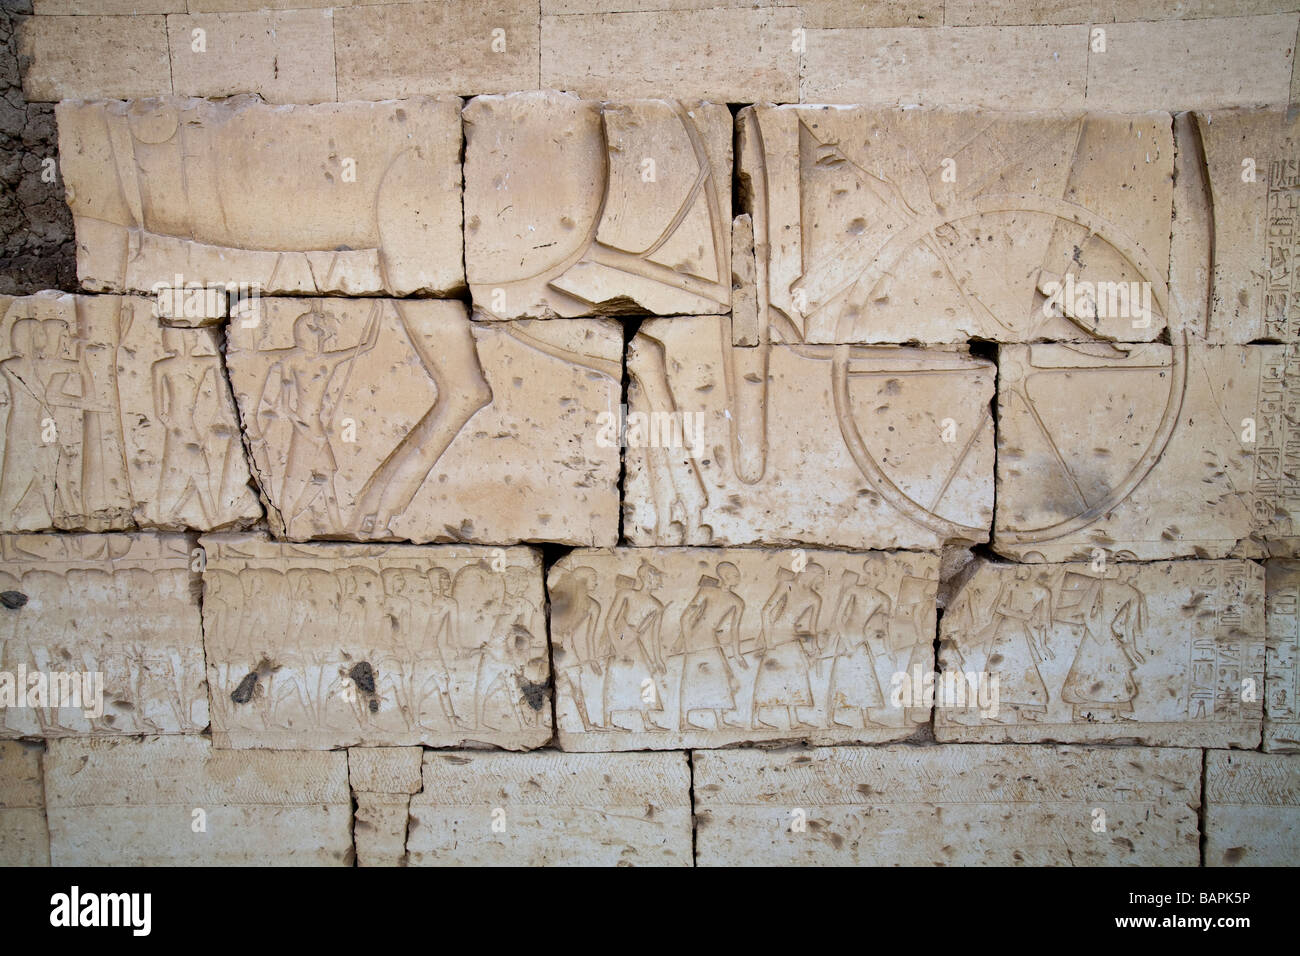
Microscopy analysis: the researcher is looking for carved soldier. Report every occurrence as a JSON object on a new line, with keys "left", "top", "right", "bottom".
{"left": 674, "top": 562, "right": 746, "bottom": 731}
{"left": 753, "top": 563, "right": 823, "bottom": 731}
{"left": 600, "top": 562, "right": 670, "bottom": 733}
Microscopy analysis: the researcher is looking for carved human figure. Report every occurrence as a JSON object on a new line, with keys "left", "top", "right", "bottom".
{"left": 255, "top": 310, "right": 382, "bottom": 536}
{"left": 153, "top": 328, "right": 224, "bottom": 524}
{"left": 552, "top": 565, "right": 604, "bottom": 731}
{"left": 38, "top": 318, "right": 93, "bottom": 519}
{"left": 412, "top": 566, "right": 463, "bottom": 730}
{"left": 600, "top": 562, "right": 670, "bottom": 733}
{"left": 475, "top": 569, "right": 542, "bottom": 730}
{"left": 674, "top": 562, "right": 746, "bottom": 731}
{"left": 826, "top": 563, "right": 890, "bottom": 727}
{"left": 753, "top": 563, "right": 824, "bottom": 731}
{"left": 978, "top": 566, "right": 1053, "bottom": 721}
{"left": 1061, "top": 576, "right": 1147, "bottom": 720}
{"left": 0, "top": 320, "right": 58, "bottom": 526}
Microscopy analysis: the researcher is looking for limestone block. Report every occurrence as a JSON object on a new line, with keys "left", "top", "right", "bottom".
{"left": 334, "top": 0, "right": 540, "bottom": 99}
{"left": 1083, "top": 16, "right": 1297, "bottom": 112}
{"left": 946, "top": 0, "right": 1297, "bottom": 25}
{"left": 800, "top": 26, "right": 1087, "bottom": 108}
{"left": 0, "top": 293, "right": 260, "bottom": 532}
{"left": 168, "top": 10, "right": 337, "bottom": 104}
{"left": 624, "top": 316, "right": 995, "bottom": 549}
{"left": 993, "top": 343, "right": 1299, "bottom": 560}
{"left": 694, "top": 744, "right": 1202, "bottom": 866}
{"left": 0, "top": 741, "right": 48, "bottom": 866}
{"left": 18, "top": 15, "right": 171, "bottom": 101}
{"left": 1267, "top": 560, "right": 1300, "bottom": 751}
{"left": 549, "top": 548, "right": 937, "bottom": 749}
{"left": 224, "top": 298, "right": 620, "bottom": 544}
{"left": 35, "top": 1, "right": 185, "bottom": 12}
{"left": 541, "top": 8, "right": 800, "bottom": 102}
{"left": 464, "top": 92, "right": 731, "bottom": 319}
{"left": 799, "top": 0, "right": 942, "bottom": 28}
{"left": 1205, "top": 750, "right": 1300, "bottom": 866}
{"left": 731, "top": 215, "right": 760, "bottom": 347}
{"left": 0, "top": 533, "right": 207, "bottom": 739}
{"left": 348, "top": 746, "right": 423, "bottom": 794}
{"left": 201, "top": 534, "right": 551, "bottom": 750}
{"left": 407, "top": 751, "right": 692, "bottom": 866}
{"left": 45, "top": 736, "right": 352, "bottom": 866}
{"left": 355, "top": 792, "right": 411, "bottom": 867}
{"left": 56, "top": 96, "right": 464, "bottom": 298}
{"left": 935, "top": 558, "right": 1265, "bottom": 747}
{"left": 738, "top": 105, "right": 1172, "bottom": 344}
{"left": 1174, "top": 108, "right": 1300, "bottom": 342}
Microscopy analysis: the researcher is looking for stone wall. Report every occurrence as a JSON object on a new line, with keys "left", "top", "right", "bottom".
{"left": 0, "top": 0, "right": 1297, "bottom": 867}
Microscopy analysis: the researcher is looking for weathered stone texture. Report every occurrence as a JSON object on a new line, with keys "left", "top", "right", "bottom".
{"left": 348, "top": 746, "right": 423, "bottom": 794}
{"left": 1083, "top": 16, "right": 1297, "bottom": 112}
{"left": 335, "top": 0, "right": 540, "bottom": 99}
{"left": 0, "top": 533, "right": 206, "bottom": 739}
{"left": 801, "top": 26, "right": 1088, "bottom": 108}
{"left": 694, "top": 745, "right": 1202, "bottom": 866}
{"left": 994, "top": 343, "right": 1299, "bottom": 561}
{"left": 407, "top": 750, "right": 693, "bottom": 866}
{"left": 0, "top": 293, "right": 260, "bottom": 532}
{"left": 624, "top": 317, "right": 995, "bottom": 549}
{"left": 0, "top": 740, "right": 48, "bottom": 866}
{"left": 739, "top": 105, "right": 1173, "bottom": 345}
{"left": 355, "top": 792, "right": 411, "bottom": 867}
{"left": 550, "top": 548, "right": 938, "bottom": 749}
{"left": 542, "top": 8, "right": 800, "bottom": 102}
{"left": 44, "top": 736, "right": 352, "bottom": 866}
{"left": 201, "top": 535, "right": 551, "bottom": 750}
{"left": 56, "top": 96, "right": 464, "bottom": 298}
{"left": 0, "top": 10, "right": 74, "bottom": 295}
{"left": 464, "top": 92, "right": 731, "bottom": 319}
{"left": 18, "top": 15, "right": 172, "bottom": 101}
{"left": 936, "top": 559, "right": 1266, "bottom": 747}
{"left": 167, "top": 10, "right": 337, "bottom": 104}
{"left": 225, "top": 298, "right": 620, "bottom": 544}
{"left": 1205, "top": 749, "right": 1300, "bottom": 866}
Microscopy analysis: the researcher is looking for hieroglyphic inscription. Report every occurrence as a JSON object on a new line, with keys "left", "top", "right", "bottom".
{"left": 936, "top": 559, "right": 1265, "bottom": 746}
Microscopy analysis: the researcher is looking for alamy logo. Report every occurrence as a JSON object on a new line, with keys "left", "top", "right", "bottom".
{"left": 0, "top": 667, "right": 103, "bottom": 719}
{"left": 1040, "top": 274, "right": 1152, "bottom": 329}
{"left": 595, "top": 403, "right": 705, "bottom": 458}
{"left": 50, "top": 886, "right": 151, "bottom": 936}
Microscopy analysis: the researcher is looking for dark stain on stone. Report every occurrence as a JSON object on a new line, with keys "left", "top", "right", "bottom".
{"left": 518, "top": 678, "right": 547, "bottom": 711}
{"left": 0, "top": 590, "right": 27, "bottom": 609}
{"left": 350, "top": 661, "right": 377, "bottom": 694}
{"left": 231, "top": 672, "right": 258, "bottom": 705}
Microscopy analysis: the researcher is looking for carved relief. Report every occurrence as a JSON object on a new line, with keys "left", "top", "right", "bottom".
{"left": 0, "top": 532, "right": 206, "bottom": 739}
{"left": 201, "top": 534, "right": 550, "bottom": 749}
{"left": 56, "top": 96, "right": 465, "bottom": 297}
{"left": 738, "top": 106, "right": 1173, "bottom": 345}
{"left": 549, "top": 548, "right": 938, "bottom": 749}
{"left": 1176, "top": 108, "right": 1300, "bottom": 343}
{"left": 936, "top": 558, "right": 1266, "bottom": 746}
{"left": 994, "top": 342, "right": 1298, "bottom": 560}
{"left": 694, "top": 745, "right": 1202, "bottom": 866}
{"left": 464, "top": 92, "right": 731, "bottom": 318}
{"left": 225, "top": 298, "right": 620, "bottom": 544}
{"left": 1266, "top": 560, "right": 1300, "bottom": 751}
{"left": 623, "top": 315, "right": 994, "bottom": 549}
{"left": 0, "top": 293, "right": 260, "bottom": 532}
